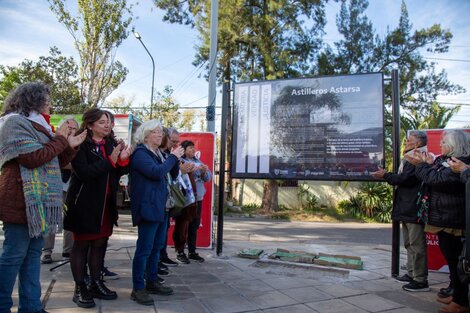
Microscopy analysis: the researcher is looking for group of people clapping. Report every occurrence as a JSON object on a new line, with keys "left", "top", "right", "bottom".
{"left": 0, "top": 82, "right": 211, "bottom": 312}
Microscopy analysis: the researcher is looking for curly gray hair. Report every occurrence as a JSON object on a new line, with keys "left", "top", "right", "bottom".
{"left": 2, "top": 82, "right": 50, "bottom": 117}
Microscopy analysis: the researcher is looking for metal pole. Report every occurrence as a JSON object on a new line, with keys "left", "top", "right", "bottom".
{"left": 216, "top": 82, "right": 230, "bottom": 255}
{"left": 137, "top": 38, "right": 155, "bottom": 119}
{"left": 206, "top": 0, "right": 219, "bottom": 131}
{"left": 391, "top": 69, "right": 401, "bottom": 277}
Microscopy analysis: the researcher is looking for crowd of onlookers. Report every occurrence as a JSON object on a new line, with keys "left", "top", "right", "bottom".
{"left": 0, "top": 82, "right": 211, "bottom": 312}
{"left": 372, "top": 129, "right": 470, "bottom": 313}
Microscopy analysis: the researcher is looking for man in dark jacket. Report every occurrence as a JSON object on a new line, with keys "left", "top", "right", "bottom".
{"left": 371, "top": 130, "right": 429, "bottom": 292}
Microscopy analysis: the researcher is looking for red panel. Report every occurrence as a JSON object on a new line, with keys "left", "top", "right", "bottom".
{"left": 426, "top": 233, "right": 448, "bottom": 272}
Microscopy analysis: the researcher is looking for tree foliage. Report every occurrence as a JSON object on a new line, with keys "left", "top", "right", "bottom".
{"left": 154, "top": 0, "right": 327, "bottom": 82}
{"left": 0, "top": 47, "right": 84, "bottom": 114}
{"left": 48, "top": 0, "right": 133, "bottom": 107}
{"left": 317, "top": 0, "right": 464, "bottom": 170}
{"left": 154, "top": 0, "right": 465, "bottom": 213}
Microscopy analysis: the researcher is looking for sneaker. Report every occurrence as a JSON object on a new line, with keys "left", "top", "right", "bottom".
{"left": 176, "top": 252, "right": 190, "bottom": 264}
{"left": 188, "top": 252, "right": 204, "bottom": 263}
{"left": 62, "top": 252, "right": 70, "bottom": 258}
{"left": 131, "top": 289, "right": 154, "bottom": 306}
{"left": 403, "top": 281, "right": 430, "bottom": 292}
{"left": 438, "top": 284, "right": 454, "bottom": 298}
{"left": 146, "top": 281, "right": 174, "bottom": 295}
{"left": 158, "top": 268, "right": 169, "bottom": 276}
{"left": 161, "top": 256, "right": 178, "bottom": 267}
{"left": 41, "top": 254, "right": 53, "bottom": 264}
{"left": 159, "top": 261, "right": 169, "bottom": 271}
{"left": 157, "top": 276, "right": 165, "bottom": 284}
{"left": 394, "top": 274, "right": 413, "bottom": 283}
{"left": 102, "top": 267, "right": 120, "bottom": 280}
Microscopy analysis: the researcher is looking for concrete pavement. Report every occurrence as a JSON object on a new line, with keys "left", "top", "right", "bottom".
{"left": 1, "top": 214, "right": 450, "bottom": 313}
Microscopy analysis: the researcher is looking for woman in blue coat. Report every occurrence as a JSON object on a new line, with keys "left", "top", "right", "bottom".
{"left": 130, "top": 120, "right": 183, "bottom": 305}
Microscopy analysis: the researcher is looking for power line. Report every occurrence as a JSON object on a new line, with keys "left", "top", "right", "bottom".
{"left": 423, "top": 57, "right": 470, "bottom": 63}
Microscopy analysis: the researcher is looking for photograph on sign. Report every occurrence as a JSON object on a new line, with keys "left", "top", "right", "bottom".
{"left": 231, "top": 73, "right": 384, "bottom": 181}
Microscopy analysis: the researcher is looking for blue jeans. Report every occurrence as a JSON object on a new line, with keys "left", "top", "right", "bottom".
{"left": 0, "top": 223, "right": 44, "bottom": 313}
{"left": 132, "top": 214, "right": 168, "bottom": 290}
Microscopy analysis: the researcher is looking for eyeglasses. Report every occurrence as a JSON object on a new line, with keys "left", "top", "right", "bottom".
{"left": 150, "top": 130, "right": 162, "bottom": 135}
{"left": 171, "top": 140, "right": 179, "bottom": 144}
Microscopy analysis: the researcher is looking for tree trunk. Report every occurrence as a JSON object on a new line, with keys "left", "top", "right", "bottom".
{"left": 260, "top": 180, "right": 278, "bottom": 214}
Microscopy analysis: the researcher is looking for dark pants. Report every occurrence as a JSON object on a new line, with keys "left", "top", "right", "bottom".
{"left": 438, "top": 231, "right": 468, "bottom": 306}
{"left": 187, "top": 201, "right": 202, "bottom": 254}
{"left": 159, "top": 213, "right": 171, "bottom": 259}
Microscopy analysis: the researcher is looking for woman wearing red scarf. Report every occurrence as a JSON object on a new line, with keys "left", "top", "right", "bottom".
{"left": 63, "top": 108, "right": 132, "bottom": 308}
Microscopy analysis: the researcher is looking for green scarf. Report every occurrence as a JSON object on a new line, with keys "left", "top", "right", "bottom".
{"left": 0, "top": 113, "right": 63, "bottom": 238}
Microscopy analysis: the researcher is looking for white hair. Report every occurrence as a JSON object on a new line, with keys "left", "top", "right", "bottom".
{"left": 58, "top": 115, "right": 79, "bottom": 128}
{"left": 442, "top": 130, "right": 470, "bottom": 157}
{"left": 134, "top": 119, "right": 162, "bottom": 144}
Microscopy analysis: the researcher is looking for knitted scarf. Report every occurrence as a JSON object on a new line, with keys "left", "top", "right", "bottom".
{"left": 0, "top": 113, "right": 63, "bottom": 238}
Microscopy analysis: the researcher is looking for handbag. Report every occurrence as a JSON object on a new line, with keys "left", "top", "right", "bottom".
{"left": 168, "top": 182, "right": 186, "bottom": 211}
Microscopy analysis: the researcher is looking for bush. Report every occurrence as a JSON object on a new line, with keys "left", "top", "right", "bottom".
{"left": 338, "top": 182, "right": 393, "bottom": 223}
{"left": 297, "top": 183, "right": 320, "bottom": 211}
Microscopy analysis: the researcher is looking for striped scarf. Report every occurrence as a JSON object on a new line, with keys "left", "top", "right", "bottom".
{"left": 0, "top": 113, "right": 63, "bottom": 238}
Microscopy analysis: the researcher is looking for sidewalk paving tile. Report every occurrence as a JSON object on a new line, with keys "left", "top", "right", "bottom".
{"left": 155, "top": 298, "right": 211, "bottom": 313}
{"left": 199, "top": 294, "right": 259, "bottom": 313}
{"left": 279, "top": 286, "right": 332, "bottom": 303}
{"left": 263, "top": 304, "right": 318, "bottom": 313}
{"left": 246, "top": 290, "right": 298, "bottom": 309}
{"left": 305, "top": 298, "right": 368, "bottom": 313}
{"left": 230, "top": 279, "right": 275, "bottom": 294}
{"left": 315, "top": 284, "right": 367, "bottom": 298}
{"left": 342, "top": 294, "right": 403, "bottom": 312}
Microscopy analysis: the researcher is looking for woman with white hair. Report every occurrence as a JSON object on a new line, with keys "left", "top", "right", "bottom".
{"left": 129, "top": 120, "right": 184, "bottom": 305}
{"left": 406, "top": 130, "right": 470, "bottom": 313}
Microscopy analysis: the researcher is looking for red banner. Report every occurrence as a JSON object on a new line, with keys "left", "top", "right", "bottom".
{"left": 167, "top": 132, "right": 215, "bottom": 249}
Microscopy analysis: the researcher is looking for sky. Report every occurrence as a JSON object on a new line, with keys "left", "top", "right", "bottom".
{"left": 0, "top": 0, "right": 469, "bottom": 130}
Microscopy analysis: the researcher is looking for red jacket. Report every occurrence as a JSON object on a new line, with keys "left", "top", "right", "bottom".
{"left": 0, "top": 122, "right": 77, "bottom": 224}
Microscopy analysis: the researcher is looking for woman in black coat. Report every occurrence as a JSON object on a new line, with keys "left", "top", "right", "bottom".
{"left": 406, "top": 130, "right": 470, "bottom": 313}
{"left": 64, "top": 108, "right": 132, "bottom": 308}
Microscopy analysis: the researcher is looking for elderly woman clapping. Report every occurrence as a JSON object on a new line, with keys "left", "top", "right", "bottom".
{"left": 130, "top": 120, "right": 184, "bottom": 306}
{"left": 405, "top": 130, "right": 470, "bottom": 313}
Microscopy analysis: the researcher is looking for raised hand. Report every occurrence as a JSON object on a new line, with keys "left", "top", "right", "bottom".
{"left": 448, "top": 157, "right": 470, "bottom": 173}
{"left": 171, "top": 146, "right": 184, "bottom": 159}
{"left": 370, "top": 168, "right": 386, "bottom": 179}
{"left": 110, "top": 142, "right": 123, "bottom": 164}
{"left": 404, "top": 149, "right": 425, "bottom": 166}
{"left": 67, "top": 130, "right": 87, "bottom": 148}
{"left": 55, "top": 122, "right": 70, "bottom": 138}
{"left": 119, "top": 144, "right": 134, "bottom": 161}
{"left": 180, "top": 161, "right": 196, "bottom": 174}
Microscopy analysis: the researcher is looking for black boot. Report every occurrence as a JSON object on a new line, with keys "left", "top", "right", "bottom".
{"left": 88, "top": 279, "right": 118, "bottom": 300}
{"left": 73, "top": 283, "right": 95, "bottom": 308}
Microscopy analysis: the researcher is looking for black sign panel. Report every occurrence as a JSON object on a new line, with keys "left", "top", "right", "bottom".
{"left": 231, "top": 73, "right": 384, "bottom": 181}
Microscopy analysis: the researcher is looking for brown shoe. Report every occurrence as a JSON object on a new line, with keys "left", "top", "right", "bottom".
{"left": 438, "top": 302, "right": 470, "bottom": 313}
{"left": 437, "top": 296, "right": 453, "bottom": 305}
